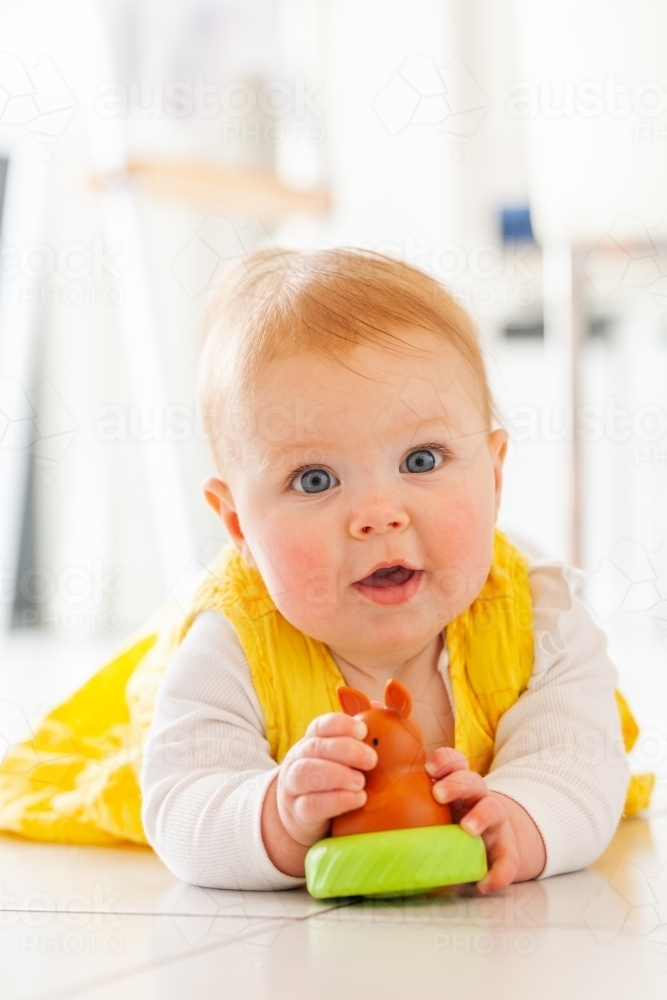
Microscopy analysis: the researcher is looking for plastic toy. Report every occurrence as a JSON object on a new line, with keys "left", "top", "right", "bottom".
{"left": 305, "top": 679, "right": 488, "bottom": 898}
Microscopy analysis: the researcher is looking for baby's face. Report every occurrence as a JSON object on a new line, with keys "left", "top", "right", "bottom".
{"left": 205, "top": 333, "right": 507, "bottom": 666}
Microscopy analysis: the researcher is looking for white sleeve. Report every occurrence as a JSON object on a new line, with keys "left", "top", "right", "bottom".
{"left": 483, "top": 560, "right": 630, "bottom": 879}
{"left": 141, "top": 609, "right": 306, "bottom": 890}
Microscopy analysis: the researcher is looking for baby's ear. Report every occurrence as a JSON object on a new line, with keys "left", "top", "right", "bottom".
{"left": 384, "top": 679, "right": 412, "bottom": 718}
{"left": 203, "top": 477, "right": 258, "bottom": 568}
{"left": 202, "top": 476, "right": 229, "bottom": 518}
{"left": 337, "top": 686, "right": 371, "bottom": 716}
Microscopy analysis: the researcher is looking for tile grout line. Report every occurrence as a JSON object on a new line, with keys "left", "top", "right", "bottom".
{"left": 25, "top": 917, "right": 290, "bottom": 1000}
{"left": 1, "top": 902, "right": 645, "bottom": 931}
{"left": 0, "top": 905, "right": 346, "bottom": 917}
{"left": 18, "top": 902, "right": 356, "bottom": 1000}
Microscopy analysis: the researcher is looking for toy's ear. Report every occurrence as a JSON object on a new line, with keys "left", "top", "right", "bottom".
{"left": 337, "top": 686, "right": 372, "bottom": 716}
{"left": 384, "top": 679, "right": 412, "bottom": 718}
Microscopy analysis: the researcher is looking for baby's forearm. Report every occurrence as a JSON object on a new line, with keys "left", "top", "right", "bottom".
{"left": 489, "top": 791, "right": 546, "bottom": 881}
{"left": 261, "top": 773, "right": 311, "bottom": 877}
{"left": 262, "top": 779, "right": 546, "bottom": 887}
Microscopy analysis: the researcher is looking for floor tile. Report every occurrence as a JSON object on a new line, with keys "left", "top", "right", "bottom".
{"left": 312, "top": 864, "right": 667, "bottom": 933}
{"left": 2, "top": 792, "right": 666, "bottom": 999}
{"left": 69, "top": 918, "right": 667, "bottom": 1000}
{"left": 0, "top": 837, "right": 339, "bottom": 919}
{"left": 0, "top": 909, "right": 285, "bottom": 1000}
{"left": 593, "top": 811, "right": 667, "bottom": 876}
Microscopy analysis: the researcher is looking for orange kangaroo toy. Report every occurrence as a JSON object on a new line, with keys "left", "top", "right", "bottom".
{"left": 331, "top": 679, "right": 453, "bottom": 837}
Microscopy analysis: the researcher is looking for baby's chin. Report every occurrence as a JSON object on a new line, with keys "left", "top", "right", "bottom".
{"left": 277, "top": 598, "right": 446, "bottom": 656}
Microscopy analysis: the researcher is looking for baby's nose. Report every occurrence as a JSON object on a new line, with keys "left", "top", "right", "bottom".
{"left": 349, "top": 504, "right": 409, "bottom": 538}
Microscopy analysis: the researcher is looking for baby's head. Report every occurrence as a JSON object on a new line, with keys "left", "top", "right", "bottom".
{"left": 198, "top": 248, "right": 507, "bottom": 667}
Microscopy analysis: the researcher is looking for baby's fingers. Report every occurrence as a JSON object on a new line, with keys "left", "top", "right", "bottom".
{"left": 305, "top": 713, "right": 367, "bottom": 741}
{"left": 425, "top": 747, "right": 469, "bottom": 780}
{"left": 292, "top": 789, "right": 367, "bottom": 828}
{"left": 295, "top": 734, "right": 377, "bottom": 771}
{"left": 432, "top": 768, "right": 486, "bottom": 806}
{"left": 476, "top": 824, "right": 520, "bottom": 894}
{"left": 459, "top": 794, "right": 507, "bottom": 836}
{"left": 284, "top": 757, "right": 365, "bottom": 798}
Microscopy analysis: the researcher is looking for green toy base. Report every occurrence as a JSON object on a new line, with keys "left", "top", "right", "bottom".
{"left": 305, "top": 824, "right": 488, "bottom": 899}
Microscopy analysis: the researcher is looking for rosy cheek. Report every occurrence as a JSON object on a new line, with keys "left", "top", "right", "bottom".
{"left": 256, "top": 523, "right": 339, "bottom": 603}
{"left": 274, "top": 538, "right": 321, "bottom": 579}
{"left": 428, "top": 496, "right": 495, "bottom": 596}
{"left": 441, "top": 502, "right": 487, "bottom": 552}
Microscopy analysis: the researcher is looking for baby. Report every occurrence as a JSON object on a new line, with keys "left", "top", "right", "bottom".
{"left": 141, "top": 248, "right": 629, "bottom": 892}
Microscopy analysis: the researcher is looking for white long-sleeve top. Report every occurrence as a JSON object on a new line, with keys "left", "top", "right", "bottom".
{"left": 141, "top": 558, "right": 630, "bottom": 890}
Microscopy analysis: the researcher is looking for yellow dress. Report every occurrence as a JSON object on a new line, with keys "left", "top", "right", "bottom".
{"left": 0, "top": 530, "right": 653, "bottom": 845}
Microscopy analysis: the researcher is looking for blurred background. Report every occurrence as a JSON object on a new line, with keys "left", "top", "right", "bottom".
{"left": 0, "top": 0, "right": 666, "bottom": 798}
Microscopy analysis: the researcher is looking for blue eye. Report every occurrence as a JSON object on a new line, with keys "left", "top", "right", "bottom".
{"left": 402, "top": 449, "right": 442, "bottom": 474}
{"left": 292, "top": 468, "right": 338, "bottom": 493}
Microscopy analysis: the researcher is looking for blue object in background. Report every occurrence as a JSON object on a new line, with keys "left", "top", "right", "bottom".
{"left": 500, "top": 205, "right": 534, "bottom": 243}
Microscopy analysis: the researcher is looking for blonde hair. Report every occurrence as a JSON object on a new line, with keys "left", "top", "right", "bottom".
{"left": 197, "top": 247, "right": 495, "bottom": 471}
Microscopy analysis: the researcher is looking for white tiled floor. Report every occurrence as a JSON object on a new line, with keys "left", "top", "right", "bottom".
{"left": 1, "top": 813, "right": 667, "bottom": 1000}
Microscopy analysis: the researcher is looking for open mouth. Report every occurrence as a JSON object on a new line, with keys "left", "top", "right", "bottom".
{"left": 352, "top": 564, "right": 423, "bottom": 605}
{"left": 357, "top": 565, "right": 416, "bottom": 588}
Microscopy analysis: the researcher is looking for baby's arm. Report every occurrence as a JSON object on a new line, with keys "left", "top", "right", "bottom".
{"left": 426, "top": 746, "right": 545, "bottom": 892}
{"left": 261, "top": 712, "right": 376, "bottom": 876}
{"left": 475, "top": 560, "right": 630, "bottom": 880}
{"left": 427, "top": 559, "right": 629, "bottom": 889}
{"left": 141, "top": 610, "right": 312, "bottom": 889}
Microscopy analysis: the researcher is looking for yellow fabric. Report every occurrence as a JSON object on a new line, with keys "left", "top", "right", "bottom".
{"left": 0, "top": 530, "right": 653, "bottom": 845}
{"left": 613, "top": 689, "right": 654, "bottom": 813}
{"left": 445, "top": 530, "right": 535, "bottom": 777}
{"left": 614, "top": 689, "right": 639, "bottom": 752}
{"left": 0, "top": 600, "right": 185, "bottom": 845}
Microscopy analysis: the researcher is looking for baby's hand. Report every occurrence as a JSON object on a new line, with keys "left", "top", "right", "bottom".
{"left": 276, "top": 713, "right": 378, "bottom": 848}
{"left": 425, "top": 747, "right": 520, "bottom": 894}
